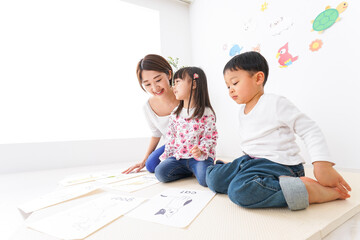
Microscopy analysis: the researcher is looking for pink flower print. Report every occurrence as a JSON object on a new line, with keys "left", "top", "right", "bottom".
{"left": 185, "top": 130, "right": 189, "bottom": 134}
{"left": 189, "top": 144, "right": 194, "bottom": 149}
{"left": 205, "top": 134, "right": 212, "bottom": 140}
{"left": 199, "top": 135, "right": 203, "bottom": 139}
{"left": 176, "top": 144, "right": 180, "bottom": 147}
{"left": 181, "top": 138, "right": 186, "bottom": 144}
{"left": 171, "top": 139, "right": 175, "bottom": 145}
{"left": 193, "top": 124, "right": 199, "bottom": 131}
{"left": 179, "top": 132, "right": 185, "bottom": 138}
{"left": 181, "top": 146, "right": 188, "bottom": 154}
{"left": 212, "top": 131, "right": 218, "bottom": 136}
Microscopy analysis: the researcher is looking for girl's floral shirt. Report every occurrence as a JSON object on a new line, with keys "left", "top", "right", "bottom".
{"left": 159, "top": 107, "right": 218, "bottom": 161}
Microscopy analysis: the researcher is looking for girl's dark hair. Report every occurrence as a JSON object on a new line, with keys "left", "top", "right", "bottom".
{"left": 223, "top": 51, "right": 269, "bottom": 86}
{"left": 136, "top": 54, "right": 173, "bottom": 91}
{"left": 173, "top": 67, "right": 216, "bottom": 120}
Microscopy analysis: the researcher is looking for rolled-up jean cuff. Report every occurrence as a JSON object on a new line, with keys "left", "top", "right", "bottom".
{"left": 279, "top": 176, "right": 309, "bottom": 211}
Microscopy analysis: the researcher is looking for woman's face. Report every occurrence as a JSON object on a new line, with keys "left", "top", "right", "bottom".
{"left": 141, "top": 70, "right": 171, "bottom": 97}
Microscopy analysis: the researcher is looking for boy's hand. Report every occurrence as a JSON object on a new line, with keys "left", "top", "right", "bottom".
{"left": 313, "top": 161, "right": 352, "bottom": 194}
{"left": 190, "top": 145, "right": 203, "bottom": 159}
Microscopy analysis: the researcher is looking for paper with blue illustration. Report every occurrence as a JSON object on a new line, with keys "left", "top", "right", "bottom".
{"left": 126, "top": 188, "right": 216, "bottom": 228}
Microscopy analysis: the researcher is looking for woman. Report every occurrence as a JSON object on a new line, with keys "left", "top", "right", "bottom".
{"left": 123, "top": 54, "right": 179, "bottom": 173}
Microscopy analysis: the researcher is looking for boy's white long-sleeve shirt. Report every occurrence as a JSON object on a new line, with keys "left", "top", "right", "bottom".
{"left": 238, "top": 94, "right": 332, "bottom": 166}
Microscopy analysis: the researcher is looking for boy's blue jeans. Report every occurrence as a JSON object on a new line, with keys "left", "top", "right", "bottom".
{"left": 145, "top": 145, "right": 165, "bottom": 173}
{"left": 154, "top": 157, "right": 214, "bottom": 187}
{"left": 206, "top": 155, "right": 309, "bottom": 210}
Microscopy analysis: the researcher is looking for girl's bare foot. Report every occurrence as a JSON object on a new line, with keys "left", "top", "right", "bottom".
{"left": 300, "top": 177, "right": 350, "bottom": 204}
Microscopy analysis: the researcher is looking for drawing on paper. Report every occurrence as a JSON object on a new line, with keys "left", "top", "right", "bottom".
{"left": 27, "top": 194, "right": 146, "bottom": 240}
{"left": 18, "top": 183, "right": 99, "bottom": 213}
{"left": 106, "top": 174, "right": 159, "bottom": 192}
{"left": 126, "top": 188, "right": 215, "bottom": 228}
{"left": 154, "top": 195, "right": 193, "bottom": 218}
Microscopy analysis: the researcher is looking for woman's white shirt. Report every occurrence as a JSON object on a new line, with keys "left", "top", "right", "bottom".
{"left": 143, "top": 101, "right": 171, "bottom": 141}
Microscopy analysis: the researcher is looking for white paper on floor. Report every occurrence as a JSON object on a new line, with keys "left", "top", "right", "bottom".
{"left": 126, "top": 188, "right": 216, "bottom": 228}
{"left": 18, "top": 182, "right": 100, "bottom": 213}
{"left": 26, "top": 193, "right": 146, "bottom": 240}
{"left": 96, "top": 171, "right": 147, "bottom": 184}
{"left": 58, "top": 169, "right": 127, "bottom": 186}
{"left": 105, "top": 174, "right": 159, "bottom": 192}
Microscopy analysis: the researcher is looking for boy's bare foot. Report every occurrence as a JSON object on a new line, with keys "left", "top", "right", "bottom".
{"left": 300, "top": 177, "right": 350, "bottom": 204}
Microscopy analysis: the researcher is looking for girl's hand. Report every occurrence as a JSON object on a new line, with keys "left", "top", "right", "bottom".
{"left": 313, "top": 161, "right": 352, "bottom": 194}
{"left": 190, "top": 145, "right": 203, "bottom": 159}
{"left": 122, "top": 161, "right": 145, "bottom": 174}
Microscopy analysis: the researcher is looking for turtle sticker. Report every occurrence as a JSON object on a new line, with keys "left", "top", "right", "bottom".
{"left": 311, "top": 2, "right": 348, "bottom": 34}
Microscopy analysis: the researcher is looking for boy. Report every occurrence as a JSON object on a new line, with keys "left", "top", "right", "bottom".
{"left": 206, "top": 51, "right": 351, "bottom": 210}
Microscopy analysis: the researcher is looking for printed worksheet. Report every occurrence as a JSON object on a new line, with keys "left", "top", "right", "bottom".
{"left": 58, "top": 171, "right": 118, "bottom": 186}
{"left": 126, "top": 188, "right": 215, "bottom": 228}
{"left": 105, "top": 174, "right": 159, "bottom": 192}
{"left": 18, "top": 182, "right": 100, "bottom": 213}
{"left": 27, "top": 193, "right": 146, "bottom": 240}
{"left": 96, "top": 171, "right": 147, "bottom": 184}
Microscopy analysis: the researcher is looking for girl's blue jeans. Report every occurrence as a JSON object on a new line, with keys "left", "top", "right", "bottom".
{"left": 145, "top": 145, "right": 165, "bottom": 173}
{"left": 206, "top": 155, "right": 309, "bottom": 210}
{"left": 154, "top": 157, "right": 214, "bottom": 187}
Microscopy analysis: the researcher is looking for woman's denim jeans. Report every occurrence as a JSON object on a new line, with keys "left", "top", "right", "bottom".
{"left": 154, "top": 157, "right": 214, "bottom": 187}
{"left": 206, "top": 155, "right": 308, "bottom": 210}
{"left": 145, "top": 145, "right": 165, "bottom": 173}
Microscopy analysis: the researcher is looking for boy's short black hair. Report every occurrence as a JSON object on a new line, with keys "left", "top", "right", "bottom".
{"left": 223, "top": 51, "right": 269, "bottom": 86}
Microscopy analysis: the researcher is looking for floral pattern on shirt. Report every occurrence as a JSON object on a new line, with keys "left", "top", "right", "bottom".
{"left": 159, "top": 108, "right": 218, "bottom": 161}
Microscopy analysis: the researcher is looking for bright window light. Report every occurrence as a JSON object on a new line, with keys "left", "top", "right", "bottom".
{"left": 0, "top": 0, "right": 160, "bottom": 144}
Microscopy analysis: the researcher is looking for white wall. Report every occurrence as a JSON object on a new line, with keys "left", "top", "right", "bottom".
{"left": 189, "top": 0, "right": 360, "bottom": 169}
{"left": 0, "top": 0, "right": 192, "bottom": 173}
{"left": 121, "top": 0, "right": 192, "bottom": 65}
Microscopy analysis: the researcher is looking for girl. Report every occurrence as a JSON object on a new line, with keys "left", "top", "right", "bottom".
{"left": 154, "top": 67, "right": 218, "bottom": 187}
{"left": 123, "top": 54, "right": 179, "bottom": 174}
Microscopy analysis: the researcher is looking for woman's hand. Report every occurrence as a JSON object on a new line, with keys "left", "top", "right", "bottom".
{"left": 122, "top": 161, "right": 146, "bottom": 174}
